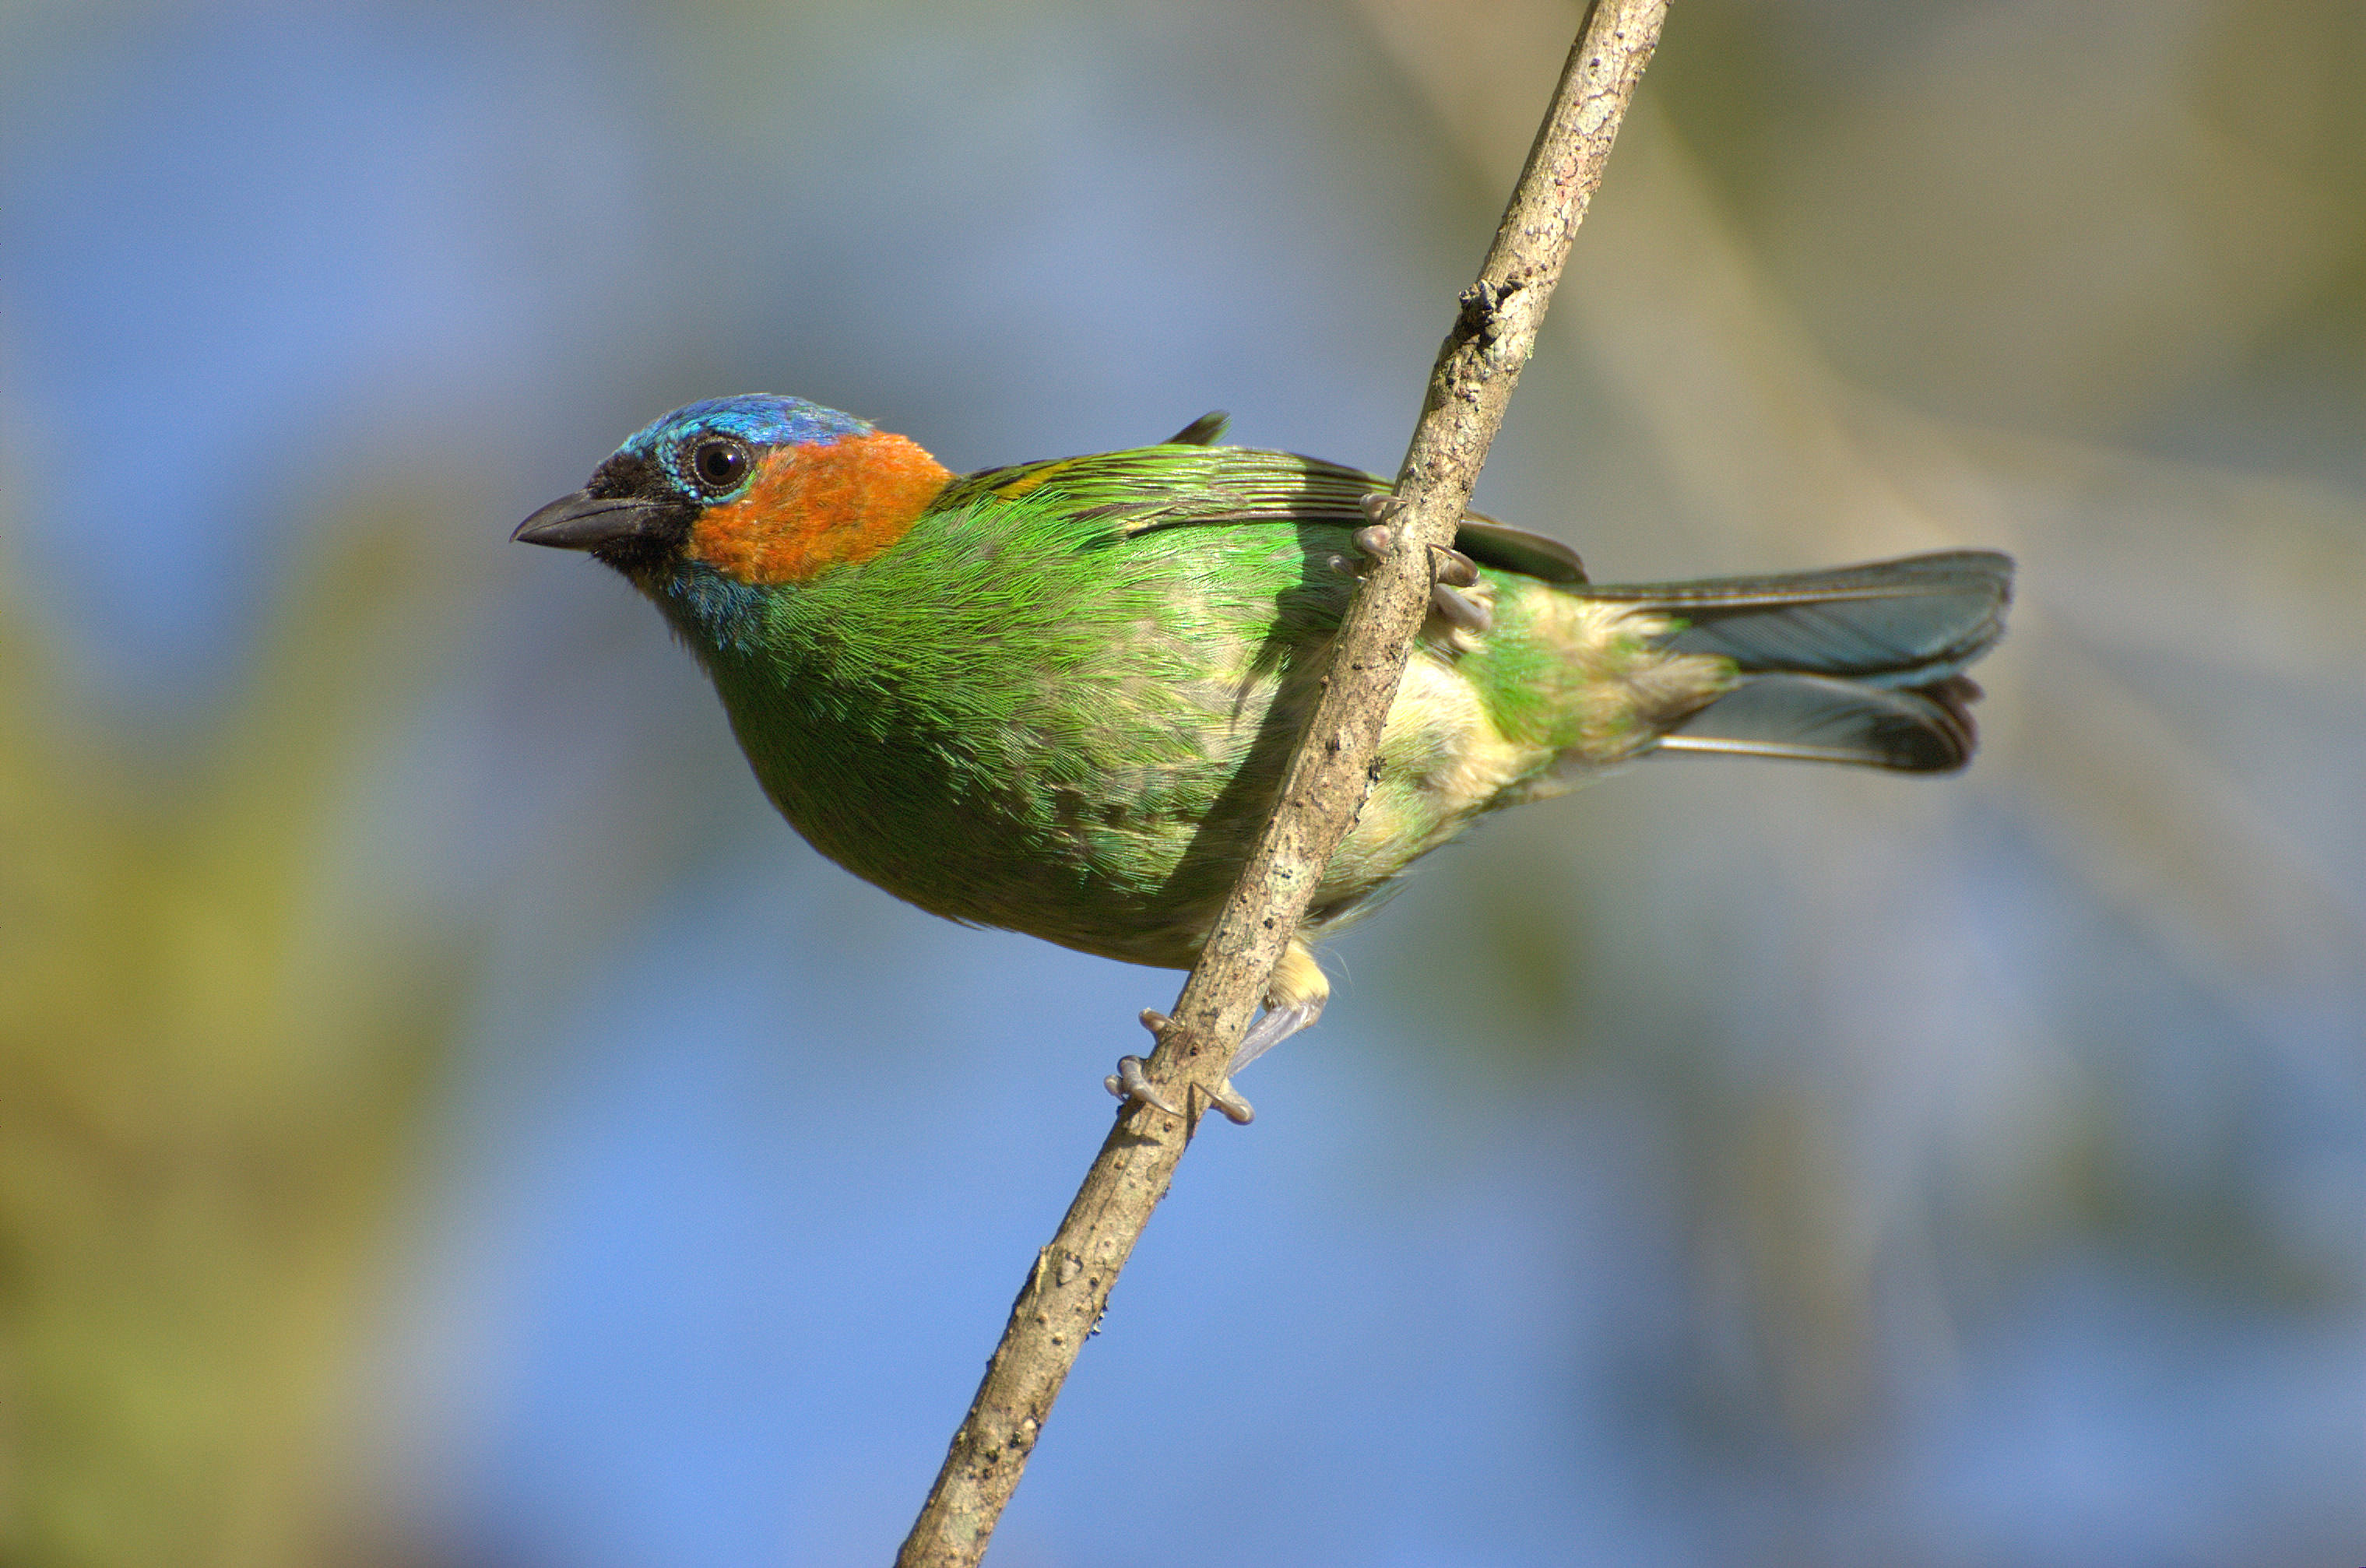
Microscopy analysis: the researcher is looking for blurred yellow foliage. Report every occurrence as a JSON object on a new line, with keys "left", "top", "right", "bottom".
{"left": 0, "top": 503, "right": 476, "bottom": 1568}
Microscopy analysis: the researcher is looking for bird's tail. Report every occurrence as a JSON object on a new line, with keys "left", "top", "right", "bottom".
{"left": 1588, "top": 550, "right": 2014, "bottom": 772}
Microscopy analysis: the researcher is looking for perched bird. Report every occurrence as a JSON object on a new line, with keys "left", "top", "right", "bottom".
{"left": 518, "top": 396, "right": 2011, "bottom": 1111}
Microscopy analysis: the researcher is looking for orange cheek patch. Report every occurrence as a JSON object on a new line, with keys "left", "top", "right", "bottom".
{"left": 688, "top": 432, "right": 951, "bottom": 585}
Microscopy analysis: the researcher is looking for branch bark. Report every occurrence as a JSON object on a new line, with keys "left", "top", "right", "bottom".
{"left": 895, "top": 5, "right": 1668, "bottom": 1562}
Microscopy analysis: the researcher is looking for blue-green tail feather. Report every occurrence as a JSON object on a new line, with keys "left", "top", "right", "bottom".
{"left": 1594, "top": 550, "right": 2012, "bottom": 772}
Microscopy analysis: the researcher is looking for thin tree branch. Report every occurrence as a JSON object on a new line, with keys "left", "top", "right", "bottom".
{"left": 895, "top": 4, "right": 1668, "bottom": 1562}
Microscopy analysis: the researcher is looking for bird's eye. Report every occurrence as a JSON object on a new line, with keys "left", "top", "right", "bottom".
{"left": 689, "top": 438, "right": 751, "bottom": 494}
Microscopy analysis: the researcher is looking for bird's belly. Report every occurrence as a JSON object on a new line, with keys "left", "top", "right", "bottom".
{"left": 728, "top": 691, "right": 1272, "bottom": 972}
{"left": 733, "top": 648, "right": 1563, "bottom": 972}
{"left": 769, "top": 765, "right": 1244, "bottom": 970}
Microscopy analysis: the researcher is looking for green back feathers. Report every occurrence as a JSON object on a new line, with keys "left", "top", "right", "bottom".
{"left": 933, "top": 441, "right": 1373, "bottom": 536}
{"left": 937, "top": 438, "right": 1587, "bottom": 583}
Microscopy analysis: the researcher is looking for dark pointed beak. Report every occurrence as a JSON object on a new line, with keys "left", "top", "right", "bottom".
{"left": 512, "top": 489, "right": 663, "bottom": 550}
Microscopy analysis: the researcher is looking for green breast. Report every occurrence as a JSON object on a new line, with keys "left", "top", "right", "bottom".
{"left": 693, "top": 491, "right": 1356, "bottom": 967}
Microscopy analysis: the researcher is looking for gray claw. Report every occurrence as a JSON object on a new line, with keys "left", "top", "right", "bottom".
{"left": 1204, "top": 1079, "right": 1256, "bottom": 1125}
{"left": 1352, "top": 518, "right": 1479, "bottom": 601}
{"left": 1430, "top": 583, "right": 1492, "bottom": 635}
{"left": 1106, "top": 1054, "right": 1182, "bottom": 1116}
{"left": 1359, "top": 491, "right": 1404, "bottom": 522}
{"left": 1428, "top": 544, "right": 1479, "bottom": 587}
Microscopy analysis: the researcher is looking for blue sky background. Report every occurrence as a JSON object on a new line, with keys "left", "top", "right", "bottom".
{"left": 2, "top": 2, "right": 2359, "bottom": 1565}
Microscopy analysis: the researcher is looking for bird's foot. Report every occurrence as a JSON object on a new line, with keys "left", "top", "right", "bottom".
{"left": 1104, "top": 1051, "right": 1180, "bottom": 1116}
{"left": 1102, "top": 1007, "right": 1266, "bottom": 1126}
{"left": 1427, "top": 582, "right": 1491, "bottom": 635}
{"left": 1351, "top": 505, "right": 1491, "bottom": 635}
{"left": 1105, "top": 1009, "right": 1185, "bottom": 1114}
{"left": 1204, "top": 1078, "right": 1256, "bottom": 1125}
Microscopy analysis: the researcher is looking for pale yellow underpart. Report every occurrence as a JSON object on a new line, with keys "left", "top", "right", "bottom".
{"left": 1266, "top": 940, "right": 1331, "bottom": 1015}
{"left": 1271, "top": 590, "right": 1728, "bottom": 1018}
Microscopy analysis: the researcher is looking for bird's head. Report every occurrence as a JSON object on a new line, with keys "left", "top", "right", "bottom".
{"left": 514, "top": 394, "right": 951, "bottom": 587}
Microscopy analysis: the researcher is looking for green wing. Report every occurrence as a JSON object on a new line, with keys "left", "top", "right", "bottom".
{"left": 933, "top": 424, "right": 1587, "bottom": 583}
